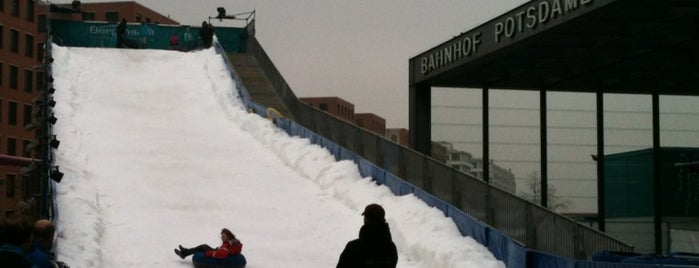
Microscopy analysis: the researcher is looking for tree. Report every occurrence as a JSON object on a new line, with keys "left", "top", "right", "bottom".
{"left": 519, "top": 171, "right": 573, "bottom": 212}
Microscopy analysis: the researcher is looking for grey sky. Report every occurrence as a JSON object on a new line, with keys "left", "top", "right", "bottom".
{"left": 75, "top": 0, "right": 529, "bottom": 128}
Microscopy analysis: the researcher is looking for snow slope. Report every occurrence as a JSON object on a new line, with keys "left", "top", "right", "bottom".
{"left": 50, "top": 44, "right": 504, "bottom": 268}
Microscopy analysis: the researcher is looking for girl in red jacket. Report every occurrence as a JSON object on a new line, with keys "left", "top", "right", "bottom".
{"left": 174, "top": 228, "right": 243, "bottom": 259}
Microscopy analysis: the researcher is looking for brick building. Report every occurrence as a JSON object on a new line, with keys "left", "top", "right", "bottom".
{"left": 0, "top": 0, "right": 50, "bottom": 219}
{"left": 299, "top": 97, "right": 355, "bottom": 122}
{"left": 49, "top": 1, "right": 178, "bottom": 24}
{"left": 354, "top": 113, "right": 385, "bottom": 135}
{"left": 385, "top": 128, "right": 408, "bottom": 146}
{"left": 0, "top": 0, "right": 176, "bottom": 219}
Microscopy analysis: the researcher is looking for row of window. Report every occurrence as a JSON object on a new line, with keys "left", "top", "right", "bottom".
{"left": 0, "top": 173, "right": 32, "bottom": 199}
{"left": 0, "top": 64, "right": 45, "bottom": 92}
{"left": 0, "top": 98, "right": 40, "bottom": 133}
{"left": 0, "top": 25, "right": 46, "bottom": 60}
{"left": 0, "top": 0, "right": 35, "bottom": 22}
{"left": 0, "top": 136, "right": 34, "bottom": 157}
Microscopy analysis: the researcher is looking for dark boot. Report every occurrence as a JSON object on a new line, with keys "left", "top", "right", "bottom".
{"left": 178, "top": 245, "right": 190, "bottom": 255}
{"left": 174, "top": 248, "right": 185, "bottom": 259}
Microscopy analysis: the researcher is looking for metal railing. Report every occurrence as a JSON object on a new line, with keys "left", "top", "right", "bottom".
{"left": 244, "top": 34, "right": 634, "bottom": 260}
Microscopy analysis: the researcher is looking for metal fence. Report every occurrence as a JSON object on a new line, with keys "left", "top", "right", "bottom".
{"left": 244, "top": 33, "right": 634, "bottom": 260}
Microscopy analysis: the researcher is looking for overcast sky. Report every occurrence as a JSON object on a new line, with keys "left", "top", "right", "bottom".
{"left": 72, "top": 0, "right": 529, "bottom": 128}
{"left": 61, "top": 1, "right": 699, "bottom": 213}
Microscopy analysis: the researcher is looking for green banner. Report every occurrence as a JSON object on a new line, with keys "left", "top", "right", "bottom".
{"left": 50, "top": 20, "right": 247, "bottom": 53}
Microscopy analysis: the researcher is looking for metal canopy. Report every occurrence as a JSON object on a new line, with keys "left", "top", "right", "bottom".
{"left": 409, "top": 0, "right": 699, "bottom": 95}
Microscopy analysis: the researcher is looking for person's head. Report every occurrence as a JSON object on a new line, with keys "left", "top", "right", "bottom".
{"left": 362, "top": 203, "right": 386, "bottom": 224}
{"left": 33, "top": 219, "right": 55, "bottom": 249}
{"left": 1, "top": 217, "right": 33, "bottom": 249}
{"left": 220, "top": 228, "right": 235, "bottom": 242}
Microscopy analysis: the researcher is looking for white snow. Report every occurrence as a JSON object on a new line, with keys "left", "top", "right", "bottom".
{"left": 50, "top": 44, "right": 505, "bottom": 268}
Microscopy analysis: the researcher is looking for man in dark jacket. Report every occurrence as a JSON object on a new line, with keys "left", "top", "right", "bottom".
{"left": 337, "top": 203, "right": 398, "bottom": 268}
{"left": 116, "top": 19, "right": 127, "bottom": 48}
{"left": 0, "top": 217, "right": 37, "bottom": 268}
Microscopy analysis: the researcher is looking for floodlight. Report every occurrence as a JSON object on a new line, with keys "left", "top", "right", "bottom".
{"left": 49, "top": 135, "right": 60, "bottom": 149}
{"left": 50, "top": 166, "right": 64, "bottom": 183}
{"left": 48, "top": 114, "right": 58, "bottom": 125}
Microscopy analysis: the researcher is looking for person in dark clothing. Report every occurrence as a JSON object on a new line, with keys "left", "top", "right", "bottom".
{"left": 0, "top": 217, "right": 37, "bottom": 268}
{"left": 27, "top": 219, "right": 55, "bottom": 268}
{"left": 116, "top": 19, "right": 127, "bottom": 48}
{"left": 199, "top": 21, "right": 214, "bottom": 48}
{"left": 174, "top": 228, "right": 243, "bottom": 260}
{"left": 337, "top": 203, "right": 398, "bottom": 268}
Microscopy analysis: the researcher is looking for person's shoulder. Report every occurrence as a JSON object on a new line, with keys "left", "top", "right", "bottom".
{"left": 0, "top": 250, "right": 36, "bottom": 268}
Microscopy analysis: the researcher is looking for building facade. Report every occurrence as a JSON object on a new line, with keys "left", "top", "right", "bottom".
{"left": 472, "top": 158, "right": 516, "bottom": 194}
{"left": 354, "top": 113, "right": 385, "bottom": 136}
{"left": 49, "top": 1, "right": 179, "bottom": 24}
{"left": 385, "top": 128, "right": 408, "bottom": 146}
{"left": 299, "top": 97, "right": 355, "bottom": 123}
{"left": 0, "top": 0, "right": 49, "bottom": 219}
{"left": 435, "top": 141, "right": 516, "bottom": 194}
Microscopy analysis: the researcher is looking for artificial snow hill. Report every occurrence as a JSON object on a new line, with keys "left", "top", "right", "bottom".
{"left": 50, "top": 45, "right": 504, "bottom": 268}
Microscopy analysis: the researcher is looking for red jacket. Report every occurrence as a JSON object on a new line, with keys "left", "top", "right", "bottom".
{"left": 204, "top": 239, "right": 243, "bottom": 259}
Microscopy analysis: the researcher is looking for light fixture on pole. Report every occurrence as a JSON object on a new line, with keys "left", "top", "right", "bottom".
{"left": 50, "top": 166, "right": 64, "bottom": 183}
{"left": 49, "top": 135, "right": 60, "bottom": 149}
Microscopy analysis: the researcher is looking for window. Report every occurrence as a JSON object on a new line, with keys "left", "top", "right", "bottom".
{"left": 145, "top": 17, "right": 151, "bottom": 23}
{"left": 22, "top": 140, "right": 30, "bottom": 158}
{"left": 25, "top": 0, "right": 33, "bottom": 22}
{"left": 10, "top": 0, "right": 17, "bottom": 17}
{"left": 0, "top": 62, "right": 3, "bottom": 86}
{"left": 23, "top": 104, "right": 31, "bottom": 127}
{"left": 25, "top": 34, "right": 33, "bottom": 57}
{"left": 36, "top": 71, "right": 43, "bottom": 91}
{"left": 135, "top": 13, "right": 142, "bottom": 22}
{"left": 319, "top": 103, "right": 328, "bottom": 111}
{"left": 0, "top": 25, "right": 3, "bottom": 49}
{"left": 6, "top": 174, "right": 15, "bottom": 198}
{"left": 9, "top": 65, "right": 17, "bottom": 89}
{"left": 0, "top": 99, "right": 2, "bottom": 122}
{"left": 82, "top": 12, "right": 95, "bottom": 21}
{"left": 23, "top": 69, "right": 32, "bottom": 92}
{"left": 10, "top": 29, "right": 18, "bottom": 53}
{"left": 5, "top": 174, "right": 15, "bottom": 198}
{"left": 8, "top": 101, "right": 17, "bottom": 125}
{"left": 37, "top": 14, "right": 46, "bottom": 32}
{"left": 7, "top": 137, "right": 16, "bottom": 156}
{"left": 0, "top": 0, "right": 4, "bottom": 12}
{"left": 105, "top": 11, "right": 119, "bottom": 22}
{"left": 37, "top": 43, "right": 44, "bottom": 61}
